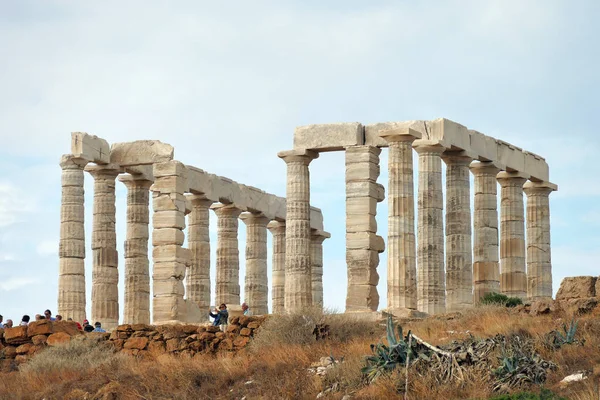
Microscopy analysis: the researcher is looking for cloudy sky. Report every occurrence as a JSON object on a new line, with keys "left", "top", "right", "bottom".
{"left": 0, "top": 1, "right": 598, "bottom": 322}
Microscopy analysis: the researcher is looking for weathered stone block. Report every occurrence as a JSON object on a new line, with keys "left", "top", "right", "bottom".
{"left": 47, "top": 332, "right": 71, "bottom": 346}
{"left": 346, "top": 214, "right": 378, "bottom": 233}
{"left": 346, "top": 181, "right": 385, "bottom": 201}
{"left": 152, "top": 245, "right": 190, "bottom": 264}
{"left": 71, "top": 132, "right": 110, "bottom": 164}
{"left": 346, "top": 232, "right": 385, "bottom": 252}
{"left": 27, "top": 320, "right": 53, "bottom": 337}
{"left": 365, "top": 121, "right": 428, "bottom": 147}
{"left": 153, "top": 262, "right": 187, "bottom": 280}
{"left": 556, "top": 276, "right": 597, "bottom": 300}
{"left": 152, "top": 228, "right": 185, "bottom": 246}
{"left": 152, "top": 211, "right": 185, "bottom": 230}
{"left": 346, "top": 197, "right": 378, "bottom": 216}
{"left": 294, "top": 123, "right": 363, "bottom": 151}
{"left": 496, "top": 140, "right": 526, "bottom": 174}
{"left": 153, "top": 278, "right": 185, "bottom": 296}
{"left": 152, "top": 176, "right": 188, "bottom": 194}
{"left": 31, "top": 335, "right": 48, "bottom": 346}
{"left": 154, "top": 161, "right": 188, "bottom": 178}
{"left": 4, "top": 327, "right": 28, "bottom": 345}
{"left": 111, "top": 140, "right": 174, "bottom": 166}
{"left": 124, "top": 337, "right": 149, "bottom": 350}
{"left": 345, "top": 163, "right": 380, "bottom": 182}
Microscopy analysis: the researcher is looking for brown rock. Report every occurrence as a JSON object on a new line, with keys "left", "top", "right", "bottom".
{"left": 29, "top": 345, "right": 45, "bottom": 355}
{"left": 124, "top": 337, "right": 149, "bottom": 350}
{"left": 163, "top": 330, "right": 186, "bottom": 340}
{"left": 117, "top": 324, "right": 132, "bottom": 332}
{"left": 0, "top": 327, "right": 4, "bottom": 339}
{"left": 166, "top": 338, "right": 181, "bottom": 352}
{"left": 182, "top": 325, "right": 198, "bottom": 334}
{"left": 221, "top": 338, "right": 234, "bottom": 351}
{"left": 556, "top": 276, "right": 597, "bottom": 300}
{"left": 233, "top": 336, "right": 250, "bottom": 348}
{"left": 238, "top": 316, "right": 252, "bottom": 327}
{"left": 109, "top": 330, "right": 119, "bottom": 340}
{"left": 559, "top": 298, "right": 598, "bottom": 315}
{"left": 0, "top": 359, "right": 15, "bottom": 372}
{"left": 230, "top": 317, "right": 240, "bottom": 325}
{"left": 53, "top": 321, "right": 81, "bottom": 336}
{"left": 112, "top": 339, "right": 125, "bottom": 350}
{"left": 15, "top": 355, "right": 28, "bottom": 364}
{"left": 206, "top": 326, "right": 220, "bottom": 333}
{"left": 4, "top": 326, "right": 29, "bottom": 345}
{"left": 196, "top": 326, "right": 207, "bottom": 333}
{"left": 27, "top": 320, "right": 53, "bottom": 337}
{"left": 16, "top": 343, "right": 32, "bottom": 355}
{"left": 189, "top": 341, "right": 203, "bottom": 352}
{"left": 31, "top": 335, "right": 48, "bottom": 346}
{"left": 47, "top": 332, "right": 72, "bottom": 346}
{"left": 131, "top": 324, "right": 152, "bottom": 331}
{"left": 118, "top": 331, "right": 130, "bottom": 340}
{"left": 200, "top": 332, "right": 216, "bottom": 341}
{"left": 2, "top": 346, "right": 17, "bottom": 359}
{"left": 147, "top": 340, "right": 166, "bottom": 354}
{"left": 530, "top": 300, "right": 555, "bottom": 316}
{"left": 178, "top": 341, "right": 189, "bottom": 351}
{"left": 226, "top": 324, "right": 241, "bottom": 334}
{"left": 247, "top": 322, "right": 261, "bottom": 329}
{"left": 240, "top": 328, "right": 252, "bottom": 337}
{"left": 215, "top": 331, "right": 225, "bottom": 339}
{"left": 121, "top": 348, "right": 139, "bottom": 357}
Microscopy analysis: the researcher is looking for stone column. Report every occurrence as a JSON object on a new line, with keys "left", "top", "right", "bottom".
{"left": 212, "top": 203, "right": 243, "bottom": 307}
{"left": 86, "top": 164, "right": 121, "bottom": 330}
{"left": 241, "top": 212, "right": 269, "bottom": 315}
{"left": 278, "top": 149, "right": 318, "bottom": 312}
{"left": 120, "top": 176, "right": 152, "bottom": 325}
{"left": 524, "top": 181, "right": 556, "bottom": 300}
{"left": 345, "top": 146, "right": 385, "bottom": 312}
{"left": 151, "top": 161, "right": 189, "bottom": 324}
{"left": 470, "top": 161, "right": 501, "bottom": 301}
{"left": 187, "top": 195, "right": 213, "bottom": 312}
{"left": 497, "top": 172, "right": 528, "bottom": 299}
{"left": 58, "top": 154, "right": 88, "bottom": 323}
{"left": 442, "top": 152, "right": 473, "bottom": 312}
{"left": 414, "top": 142, "right": 446, "bottom": 315}
{"left": 311, "top": 230, "right": 330, "bottom": 307}
{"left": 267, "top": 221, "right": 286, "bottom": 314}
{"left": 380, "top": 129, "right": 420, "bottom": 312}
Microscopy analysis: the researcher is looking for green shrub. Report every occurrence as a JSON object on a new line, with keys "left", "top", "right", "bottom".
{"left": 488, "top": 388, "right": 566, "bottom": 399}
{"left": 480, "top": 293, "right": 523, "bottom": 308}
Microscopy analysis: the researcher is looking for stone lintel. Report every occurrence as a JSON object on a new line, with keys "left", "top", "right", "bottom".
{"left": 110, "top": 140, "right": 174, "bottom": 166}
{"left": 293, "top": 123, "right": 363, "bottom": 152}
{"left": 71, "top": 132, "right": 111, "bottom": 164}
{"left": 379, "top": 127, "right": 422, "bottom": 143}
{"left": 277, "top": 148, "right": 319, "bottom": 163}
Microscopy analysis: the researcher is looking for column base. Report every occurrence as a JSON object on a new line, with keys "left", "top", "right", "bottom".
{"left": 382, "top": 307, "right": 428, "bottom": 319}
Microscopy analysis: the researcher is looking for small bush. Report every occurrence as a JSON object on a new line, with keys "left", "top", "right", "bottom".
{"left": 21, "top": 338, "right": 124, "bottom": 375}
{"left": 488, "top": 388, "right": 567, "bottom": 400}
{"left": 480, "top": 293, "right": 523, "bottom": 308}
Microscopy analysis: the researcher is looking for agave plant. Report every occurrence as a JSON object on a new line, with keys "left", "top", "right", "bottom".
{"left": 543, "top": 319, "right": 582, "bottom": 349}
{"left": 361, "top": 317, "right": 414, "bottom": 382}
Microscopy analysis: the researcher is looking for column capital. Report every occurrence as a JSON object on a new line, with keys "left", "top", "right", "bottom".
{"left": 187, "top": 194, "right": 215, "bottom": 208}
{"left": 523, "top": 180, "right": 557, "bottom": 196}
{"left": 278, "top": 149, "right": 319, "bottom": 165}
{"left": 413, "top": 141, "right": 446, "bottom": 155}
{"left": 379, "top": 127, "right": 422, "bottom": 143}
{"left": 211, "top": 203, "right": 243, "bottom": 218}
{"left": 240, "top": 212, "right": 270, "bottom": 226}
{"left": 119, "top": 174, "right": 153, "bottom": 189}
{"left": 267, "top": 220, "right": 286, "bottom": 234}
{"left": 311, "top": 229, "right": 331, "bottom": 244}
{"left": 497, "top": 171, "right": 528, "bottom": 187}
{"left": 60, "top": 154, "right": 88, "bottom": 169}
{"left": 441, "top": 150, "right": 473, "bottom": 165}
{"left": 85, "top": 163, "right": 122, "bottom": 179}
{"left": 470, "top": 160, "right": 501, "bottom": 175}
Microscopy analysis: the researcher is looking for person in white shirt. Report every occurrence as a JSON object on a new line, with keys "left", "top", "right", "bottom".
{"left": 242, "top": 302, "right": 252, "bottom": 316}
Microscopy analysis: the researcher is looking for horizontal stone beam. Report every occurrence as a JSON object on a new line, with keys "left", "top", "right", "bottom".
{"left": 110, "top": 140, "right": 174, "bottom": 166}
{"left": 71, "top": 132, "right": 110, "bottom": 164}
{"left": 295, "top": 118, "right": 550, "bottom": 182}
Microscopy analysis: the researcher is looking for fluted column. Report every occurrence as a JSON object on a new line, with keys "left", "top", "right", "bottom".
{"left": 58, "top": 154, "right": 88, "bottom": 323}
{"left": 414, "top": 142, "right": 446, "bottom": 315}
{"left": 345, "top": 146, "right": 385, "bottom": 312}
{"left": 120, "top": 176, "right": 152, "bottom": 324}
{"left": 187, "top": 196, "right": 213, "bottom": 312}
{"left": 497, "top": 172, "right": 527, "bottom": 299}
{"left": 241, "top": 212, "right": 269, "bottom": 315}
{"left": 311, "top": 230, "right": 330, "bottom": 307}
{"left": 278, "top": 149, "right": 318, "bottom": 312}
{"left": 86, "top": 164, "right": 121, "bottom": 330}
{"left": 442, "top": 152, "right": 473, "bottom": 312}
{"left": 267, "top": 221, "right": 286, "bottom": 314}
{"left": 380, "top": 129, "right": 420, "bottom": 311}
{"left": 470, "top": 162, "right": 501, "bottom": 301}
{"left": 524, "top": 181, "right": 556, "bottom": 300}
{"left": 212, "top": 203, "right": 243, "bottom": 307}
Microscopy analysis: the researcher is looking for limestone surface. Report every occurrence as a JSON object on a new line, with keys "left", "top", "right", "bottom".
{"left": 241, "top": 212, "right": 269, "bottom": 315}
{"left": 556, "top": 276, "right": 597, "bottom": 300}
{"left": 267, "top": 221, "right": 286, "bottom": 314}
{"left": 311, "top": 230, "right": 330, "bottom": 307}
{"left": 187, "top": 196, "right": 213, "bottom": 313}
{"left": 110, "top": 140, "right": 174, "bottom": 166}
{"left": 294, "top": 122, "right": 363, "bottom": 152}
{"left": 212, "top": 203, "right": 243, "bottom": 308}
{"left": 71, "top": 132, "right": 110, "bottom": 164}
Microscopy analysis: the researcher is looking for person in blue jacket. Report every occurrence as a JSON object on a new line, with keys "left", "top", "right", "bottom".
{"left": 209, "top": 303, "right": 229, "bottom": 330}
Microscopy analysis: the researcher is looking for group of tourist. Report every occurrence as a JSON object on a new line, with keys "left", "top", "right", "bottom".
{"left": 209, "top": 302, "right": 252, "bottom": 330}
{"left": 0, "top": 310, "right": 106, "bottom": 333}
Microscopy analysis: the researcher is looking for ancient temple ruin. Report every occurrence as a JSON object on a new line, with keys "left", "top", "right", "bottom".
{"left": 58, "top": 133, "right": 328, "bottom": 329}
{"left": 279, "top": 118, "right": 556, "bottom": 317}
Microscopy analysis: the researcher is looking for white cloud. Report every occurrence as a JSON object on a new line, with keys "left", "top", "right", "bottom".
{"left": 36, "top": 240, "right": 58, "bottom": 256}
{"left": 0, "top": 277, "right": 37, "bottom": 292}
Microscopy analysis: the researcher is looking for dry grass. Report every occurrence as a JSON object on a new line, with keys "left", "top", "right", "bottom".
{"left": 0, "top": 307, "right": 598, "bottom": 400}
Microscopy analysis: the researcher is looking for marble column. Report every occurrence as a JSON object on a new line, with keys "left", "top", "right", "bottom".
{"left": 345, "top": 146, "right": 385, "bottom": 312}
{"left": 267, "top": 221, "right": 286, "bottom": 314}
{"left": 380, "top": 130, "right": 420, "bottom": 311}
{"left": 414, "top": 142, "right": 446, "bottom": 315}
{"left": 58, "top": 154, "right": 88, "bottom": 323}
{"left": 311, "top": 230, "right": 330, "bottom": 307}
{"left": 187, "top": 196, "right": 213, "bottom": 312}
{"left": 86, "top": 164, "right": 121, "bottom": 330}
{"left": 470, "top": 162, "right": 501, "bottom": 301}
{"left": 442, "top": 152, "right": 473, "bottom": 312}
{"left": 524, "top": 181, "right": 556, "bottom": 300}
{"left": 241, "top": 212, "right": 269, "bottom": 315}
{"left": 151, "top": 161, "right": 189, "bottom": 324}
{"left": 120, "top": 176, "right": 152, "bottom": 325}
{"left": 278, "top": 149, "right": 318, "bottom": 312}
{"left": 212, "top": 203, "right": 243, "bottom": 307}
{"left": 497, "top": 172, "right": 528, "bottom": 299}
